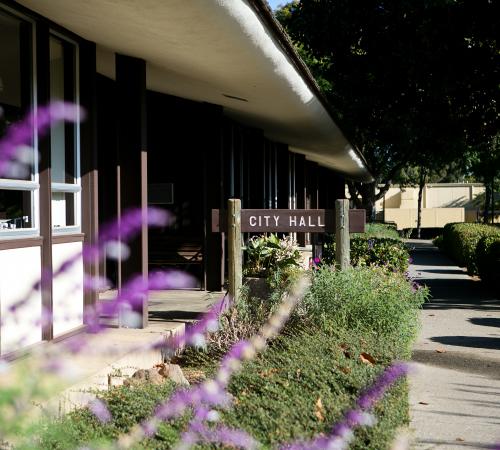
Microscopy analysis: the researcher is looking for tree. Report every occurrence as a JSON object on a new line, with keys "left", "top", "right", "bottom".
{"left": 276, "top": 0, "right": 500, "bottom": 219}
{"left": 396, "top": 161, "right": 469, "bottom": 237}
{"left": 467, "top": 135, "right": 500, "bottom": 224}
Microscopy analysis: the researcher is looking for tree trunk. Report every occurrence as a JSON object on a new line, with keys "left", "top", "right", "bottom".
{"left": 416, "top": 168, "right": 427, "bottom": 239}
{"left": 491, "top": 177, "right": 495, "bottom": 225}
{"left": 359, "top": 182, "right": 377, "bottom": 222}
{"left": 484, "top": 183, "right": 491, "bottom": 224}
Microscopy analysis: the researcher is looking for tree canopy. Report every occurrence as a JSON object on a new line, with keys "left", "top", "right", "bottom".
{"left": 276, "top": 0, "right": 500, "bottom": 217}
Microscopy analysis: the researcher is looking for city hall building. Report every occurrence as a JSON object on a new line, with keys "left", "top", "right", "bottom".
{"left": 0, "top": 0, "right": 371, "bottom": 356}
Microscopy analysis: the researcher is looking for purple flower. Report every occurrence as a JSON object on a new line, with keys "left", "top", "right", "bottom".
{"left": 180, "top": 422, "right": 258, "bottom": 449}
{"left": 157, "top": 295, "right": 231, "bottom": 354}
{"left": 356, "top": 363, "right": 410, "bottom": 409}
{"left": 282, "top": 362, "right": 411, "bottom": 450}
{"left": 89, "top": 399, "right": 112, "bottom": 423}
{"left": 0, "top": 101, "right": 83, "bottom": 177}
{"left": 100, "top": 270, "right": 195, "bottom": 318}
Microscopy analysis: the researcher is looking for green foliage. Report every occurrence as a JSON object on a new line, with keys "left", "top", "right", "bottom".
{"left": 323, "top": 234, "right": 410, "bottom": 273}
{"left": 300, "top": 267, "right": 427, "bottom": 358}
{"left": 30, "top": 383, "right": 184, "bottom": 450}
{"left": 32, "top": 267, "right": 425, "bottom": 449}
{"left": 243, "top": 234, "right": 301, "bottom": 278}
{"left": 476, "top": 235, "right": 500, "bottom": 287}
{"left": 441, "top": 222, "right": 500, "bottom": 274}
{"left": 224, "top": 328, "right": 409, "bottom": 449}
{"left": 276, "top": 1, "right": 500, "bottom": 212}
{"left": 433, "top": 234, "right": 444, "bottom": 249}
{"left": 353, "top": 222, "right": 400, "bottom": 240}
{"left": 351, "top": 238, "right": 410, "bottom": 273}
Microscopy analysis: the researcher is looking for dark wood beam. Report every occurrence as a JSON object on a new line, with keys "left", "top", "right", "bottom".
{"left": 115, "top": 54, "right": 148, "bottom": 328}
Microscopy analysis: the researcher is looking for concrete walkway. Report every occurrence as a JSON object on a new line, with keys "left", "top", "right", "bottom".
{"left": 3, "top": 290, "right": 223, "bottom": 417}
{"left": 408, "top": 240, "right": 500, "bottom": 449}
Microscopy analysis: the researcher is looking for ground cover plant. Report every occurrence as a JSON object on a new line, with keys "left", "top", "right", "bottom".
{"left": 31, "top": 266, "right": 427, "bottom": 449}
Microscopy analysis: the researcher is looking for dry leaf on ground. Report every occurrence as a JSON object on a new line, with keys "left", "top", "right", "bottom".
{"left": 360, "top": 352, "right": 376, "bottom": 365}
{"left": 315, "top": 397, "right": 325, "bottom": 422}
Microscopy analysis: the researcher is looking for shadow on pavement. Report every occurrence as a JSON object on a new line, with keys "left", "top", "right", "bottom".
{"left": 469, "top": 317, "right": 500, "bottom": 328}
{"left": 149, "top": 310, "right": 202, "bottom": 323}
{"left": 421, "top": 268, "right": 467, "bottom": 275}
{"left": 412, "top": 350, "right": 500, "bottom": 379}
{"left": 409, "top": 242, "right": 499, "bottom": 311}
{"left": 417, "top": 439, "right": 497, "bottom": 448}
{"left": 431, "top": 335, "right": 500, "bottom": 350}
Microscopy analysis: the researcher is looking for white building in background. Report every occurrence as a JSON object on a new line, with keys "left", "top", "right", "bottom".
{"left": 374, "top": 183, "right": 486, "bottom": 230}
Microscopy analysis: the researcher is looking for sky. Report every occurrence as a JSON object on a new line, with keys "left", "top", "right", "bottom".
{"left": 267, "top": 0, "right": 284, "bottom": 10}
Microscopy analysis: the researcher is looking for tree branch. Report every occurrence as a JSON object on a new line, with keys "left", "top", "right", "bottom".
{"left": 347, "top": 180, "right": 363, "bottom": 208}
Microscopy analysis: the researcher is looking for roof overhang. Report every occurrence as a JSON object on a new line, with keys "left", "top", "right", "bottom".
{"left": 17, "top": 0, "right": 372, "bottom": 181}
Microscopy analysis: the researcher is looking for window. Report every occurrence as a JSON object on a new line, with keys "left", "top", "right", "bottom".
{"left": 0, "top": 8, "right": 37, "bottom": 235}
{"left": 49, "top": 34, "right": 80, "bottom": 232}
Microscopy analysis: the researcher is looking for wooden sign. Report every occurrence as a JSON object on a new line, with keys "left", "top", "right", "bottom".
{"left": 212, "top": 208, "right": 365, "bottom": 234}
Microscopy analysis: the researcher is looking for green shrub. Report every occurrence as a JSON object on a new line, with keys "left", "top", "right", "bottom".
{"left": 476, "top": 235, "right": 500, "bottom": 286}
{"left": 323, "top": 236, "right": 410, "bottom": 273}
{"left": 441, "top": 222, "right": 500, "bottom": 273}
{"left": 243, "top": 234, "right": 301, "bottom": 278}
{"left": 433, "top": 234, "right": 444, "bottom": 249}
{"left": 300, "top": 267, "right": 427, "bottom": 357}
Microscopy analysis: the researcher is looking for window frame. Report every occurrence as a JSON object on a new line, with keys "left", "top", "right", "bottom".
{"left": 0, "top": 5, "right": 39, "bottom": 239}
{"left": 49, "top": 31, "right": 81, "bottom": 235}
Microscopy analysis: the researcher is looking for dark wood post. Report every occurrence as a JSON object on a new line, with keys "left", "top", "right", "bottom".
{"left": 295, "top": 154, "right": 306, "bottom": 246}
{"left": 80, "top": 40, "right": 99, "bottom": 315}
{"left": 115, "top": 54, "right": 148, "bottom": 328}
{"left": 36, "top": 23, "right": 53, "bottom": 341}
{"left": 203, "top": 104, "right": 225, "bottom": 291}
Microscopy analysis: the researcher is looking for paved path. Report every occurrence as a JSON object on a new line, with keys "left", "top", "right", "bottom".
{"left": 407, "top": 240, "right": 500, "bottom": 449}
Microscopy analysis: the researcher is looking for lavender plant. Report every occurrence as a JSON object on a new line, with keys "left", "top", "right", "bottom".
{"left": 1, "top": 103, "right": 437, "bottom": 450}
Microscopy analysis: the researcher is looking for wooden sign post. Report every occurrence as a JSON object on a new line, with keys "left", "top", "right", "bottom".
{"left": 227, "top": 199, "right": 242, "bottom": 303}
{"left": 213, "top": 201, "right": 365, "bottom": 301}
{"left": 335, "top": 199, "right": 350, "bottom": 270}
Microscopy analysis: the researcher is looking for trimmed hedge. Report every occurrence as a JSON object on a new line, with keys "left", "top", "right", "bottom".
{"left": 441, "top": 223, "right": 500, "bottom": 274}
{"left": 476, "top": 235, "right": 500, "bottom": 287}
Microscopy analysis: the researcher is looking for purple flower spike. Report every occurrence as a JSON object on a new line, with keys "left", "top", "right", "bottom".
{"left": 89, "top": 398, "right": 112, "bottom": 423}
{"left": 158, "top": 296, "right": 231, "bottom": 353}
{"left": 181, "top": 422, "right": 258, "bottom": 450}
{"left": 356, "top": 362, "right": 410, "bottom": 410}
{"left": 282, "top": 362, "right": 411, "bottom": 450}
{"left": 97, "top": 207, "right": 172, "bottom": 246}
{"left": 0, "top": 101, "right": 83, "bottom": 177}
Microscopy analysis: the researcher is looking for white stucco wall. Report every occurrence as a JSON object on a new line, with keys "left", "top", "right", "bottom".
{"left": 52, "top": 241, "right": 84, "bottom": 337}
{"left": 0, "top": 246, "right": 42, "bottom": 355}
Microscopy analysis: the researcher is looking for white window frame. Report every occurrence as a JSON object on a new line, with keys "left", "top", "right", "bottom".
{"left": 49, "top": 31, "right": 81, "bottom": 235}
{"left": 0, "top": 6, "right": 39, "bottom": 239}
